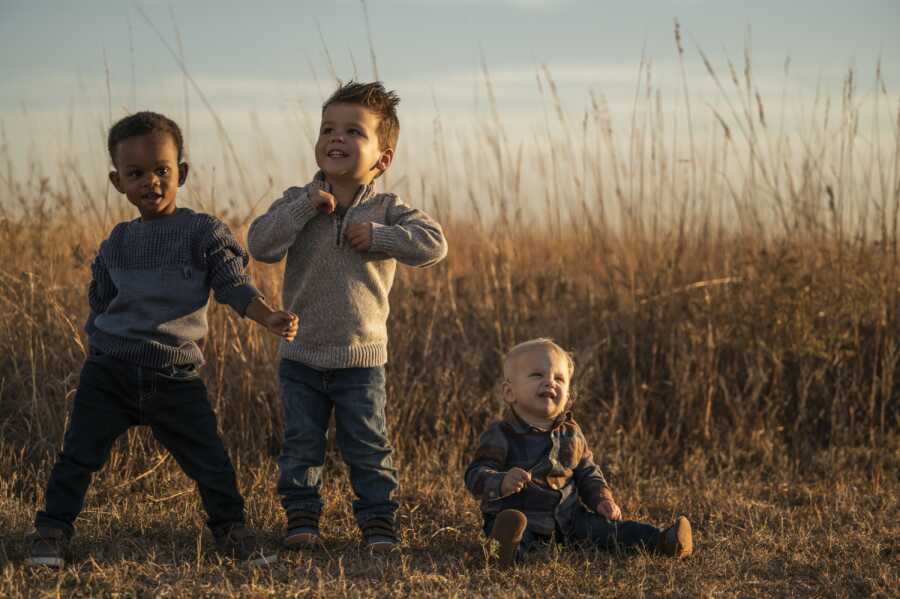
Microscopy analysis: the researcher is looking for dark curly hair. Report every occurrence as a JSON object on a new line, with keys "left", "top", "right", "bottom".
{"left": 107, "top": 111, "right": 185, "bottom": 165}
{"left": 323, "top": 81, "right": 400, "bottom": 151}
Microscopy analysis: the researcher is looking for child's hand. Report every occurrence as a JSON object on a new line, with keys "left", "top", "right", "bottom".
{"left": 265, "top": 310, "right": 299, "bottom": 342}
{"left": 310, "top": 188, "right": 336, "bottom": 214}
{"left": 500, "top": 467, "right": 532, "bottom": 496}
{"left": 345, "top": 222, "right": 373, "bottom": 251}
{"left": 596, "top": 498, "right": 622, "bottom": 521}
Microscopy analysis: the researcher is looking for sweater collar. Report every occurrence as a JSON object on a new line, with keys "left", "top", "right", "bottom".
{"left": 313, "top": 171, "right": 375, "bottom": 209}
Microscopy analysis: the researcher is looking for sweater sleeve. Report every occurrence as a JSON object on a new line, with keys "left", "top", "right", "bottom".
{"left": 246, "top": 185, "right": 321, "bottom": 263}
{"left": 572, "top": 425, "right": 614, "bottom": 508}
{"left": 84, "top": 242, "right": 117, "bottom": 335}
{"left": 464, "top": 423, "right": 510, "bottom": 502}
{"left": 369, "top": 195, "right": 448, "bottom": 267}
{"left": 203, "top": 218, "right": 261, "bottom": 316}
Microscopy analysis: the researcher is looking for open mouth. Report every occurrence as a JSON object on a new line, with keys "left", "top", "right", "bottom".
{"left": 327, "top": 149, "right": 348, "bottom": 158}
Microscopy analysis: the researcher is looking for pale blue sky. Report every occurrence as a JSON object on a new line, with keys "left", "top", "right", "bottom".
{"left": 1, "top": 0, "right": 898, "bottom": 187}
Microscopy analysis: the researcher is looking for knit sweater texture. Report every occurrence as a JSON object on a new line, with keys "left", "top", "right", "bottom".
{"left": 247, "top": 176, "right": 447, "bottom": 369}
{"left": 87, "top": 208, "right": 260, "bottom": 368}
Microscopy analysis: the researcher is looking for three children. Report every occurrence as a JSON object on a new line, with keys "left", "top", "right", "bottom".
{"left": 26, "top": 82, "right": 693, "bottom": 570}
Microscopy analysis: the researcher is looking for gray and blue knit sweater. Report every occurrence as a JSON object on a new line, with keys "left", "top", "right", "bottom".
{"left": 86, "top": 207, "right": 260, "bottom": 368}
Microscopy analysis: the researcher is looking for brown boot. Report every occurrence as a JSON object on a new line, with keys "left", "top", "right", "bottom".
{"left": 656, "top": 516, "right": 693, "bottom": 558}
{"left": 489, "top": 509, "right": 527, "bottom": 568}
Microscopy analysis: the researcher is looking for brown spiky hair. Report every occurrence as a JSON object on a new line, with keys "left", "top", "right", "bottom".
{"left": 323, "top": 81, "right": 400, "bottom": 151}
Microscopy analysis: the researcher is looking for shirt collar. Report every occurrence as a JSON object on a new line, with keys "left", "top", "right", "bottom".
{"left": 504, "top": 409, "right": 572, "bottom": 433}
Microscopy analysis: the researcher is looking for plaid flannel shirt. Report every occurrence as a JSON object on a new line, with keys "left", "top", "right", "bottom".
{"left": 464, "top": 411, "right": 614, "bottom": 536}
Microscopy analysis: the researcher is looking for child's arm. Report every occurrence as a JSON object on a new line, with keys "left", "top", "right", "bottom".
{"left": 464, "top": 424, "right": 521, "bottom": 501}
{"left": 84, "top": 244, "right": 117, "bottom": 335}
{"left": 246, "top": 183, "right": 326, "bottom": 263}
{"left": 346, "top": 196, "right": 447, "bottom": 267}
{"left": 204, "top": 217, "right": 297, "bottom": 338}
{"left": 245, "top": 296, "right": 298, "bottom": 341}
{"left": 572, "top": 426, "right": 622, "bottom": 520}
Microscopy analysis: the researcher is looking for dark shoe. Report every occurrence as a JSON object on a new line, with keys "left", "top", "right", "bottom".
{"left": 283, "top": 510, "right": 321, "bottom": 549}
{"left": 657, "top": 516, "right": 693, "bottom": 558}
{"left": 24, "top": 527, "right": 68, "bottom": 568}
{"left": 361, "top": 515, "right": 398, "bottom": 553}
{"left": 214, "top": 524, "right": 278, "bottom": 566}
{"left": 490, "top": 509, "right": 527, "bottom": 568}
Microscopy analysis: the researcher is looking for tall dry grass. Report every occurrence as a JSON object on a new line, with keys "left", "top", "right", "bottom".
{"left": 0, "top": 22, "right": 898, "bottom": 598}
{"left": 2, "top": 34, "right": 897, "bottom": 471}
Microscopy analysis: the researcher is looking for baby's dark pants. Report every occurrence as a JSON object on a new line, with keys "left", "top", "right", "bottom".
{"left": 484, "top": 505, "right": 661, "bottom": 560}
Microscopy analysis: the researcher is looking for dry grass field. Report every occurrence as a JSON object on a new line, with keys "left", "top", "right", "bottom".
{"left": 0, "top": 34, "right": 898, "bottom": 596}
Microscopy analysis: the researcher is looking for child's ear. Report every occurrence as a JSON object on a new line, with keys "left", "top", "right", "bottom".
{"left": 501, "top": 380, "right": 516, "bottom": 406}
{"left": 373, "top": 148, "right": 394, "bottom": 176}
{"left": 178, "top": 162, "right": 190, "bottom": 186}
{"left": 109, "top": 170, "right": 124, "bottom": 193}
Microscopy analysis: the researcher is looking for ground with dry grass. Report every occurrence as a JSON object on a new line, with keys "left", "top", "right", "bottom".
{"left": 2, "top": 38, "right": 899, "bottom": 595}
{"left": 1, "top": 440, "right": 897, "bottom": 598}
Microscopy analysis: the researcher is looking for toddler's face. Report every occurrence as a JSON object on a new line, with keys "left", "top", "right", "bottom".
{"left": 504, "top": 347, "right": 571, "bottom": 426}
{"left": 315, "top": 102, "right": 391, "bottom": 186}
{"left": 110, "top": 132, "right": 184, "bottom": 220}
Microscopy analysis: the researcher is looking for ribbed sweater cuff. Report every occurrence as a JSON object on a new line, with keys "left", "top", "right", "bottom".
{"left": 288, "top": 192, "right": 319, "bottom": 228}
{"left": 370, "top": 223, "right": 401, "bottom": 255}
{"left": 219, "top": 283, "right": 261, "bottom": 317}
{"left": 279, "top": 342, "right": 387, "bottom": 369}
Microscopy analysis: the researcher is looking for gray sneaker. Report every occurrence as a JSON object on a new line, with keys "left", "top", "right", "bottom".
{"left": 24, "top": 527, "right": 68, "bottom": 568}
{"left": 213, "top": 524, "right": 278, "bottom": 566}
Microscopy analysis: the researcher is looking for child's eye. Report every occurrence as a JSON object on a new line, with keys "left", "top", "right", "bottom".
{"left": 127, "top": 170, "right": 142, "bottom": 179}
{"left": 320, "top": 127, "right": 333, "bottom": 135}
{"left": 348, "top": 128, "right": 362, "bottom": 135}
{"left": 156, "top": 167, "right": 170, "bottom": 177}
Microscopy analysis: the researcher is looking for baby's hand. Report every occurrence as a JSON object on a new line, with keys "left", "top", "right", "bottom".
{"left": 310, "top": 188, "right": 336, "bottom": 214}
{"left": 265, "top": 311, "right": 299, "bottom": 342}
{"left": 596, "top": 498, "right": 622, "bottom": 521}
{"left": 345, "top": 222, "right": 373, "bottom": 251}
{"left": 500, "top": 467, "right": 532, "bottom": 496}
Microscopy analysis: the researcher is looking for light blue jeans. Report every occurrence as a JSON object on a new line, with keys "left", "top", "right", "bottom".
{"left": 276, "top": 359, "right": 398, "bottom": 525}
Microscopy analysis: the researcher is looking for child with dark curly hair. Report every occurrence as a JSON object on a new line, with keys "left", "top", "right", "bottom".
{"left": 26, "top": 111, "right": 298, "bottom": 568}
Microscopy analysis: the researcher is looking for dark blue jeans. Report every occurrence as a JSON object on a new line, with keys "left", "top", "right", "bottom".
{"left": 277, "top": 359, "right": 398, "bottom": 525}
{"left": 484, "top": 505, "right": 661, "bottom": 560}
{"left": 35, "top": 350, "right": 245, "bottom": 536}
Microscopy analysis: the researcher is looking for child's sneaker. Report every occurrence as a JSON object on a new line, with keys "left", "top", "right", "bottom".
{"left": 24, "top": 527, "right": 68, "bottom": 568}
{"left": 361, "top": 515, "right": 398, "bottom": 553}
{"left": 656, "top": 516, "right": 693, "bottom": 558}
{"left": 283, "top": 510, "right": 321, "bottom": 549}
{"left": 213, "top": 523, "right": 278, "bottom": 566}
{"left": 489, "top": 509, "right": 527, "bottom": 569}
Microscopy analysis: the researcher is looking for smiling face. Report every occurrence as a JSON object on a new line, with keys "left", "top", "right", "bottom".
{"left": 109, "top": 132, "right": 187, "bottom": 220}
{"left": 315, "top": 102, "right": 393, "bottom": 186}
{"left": 503, "top": 346, "right": 572, "bottom": 428}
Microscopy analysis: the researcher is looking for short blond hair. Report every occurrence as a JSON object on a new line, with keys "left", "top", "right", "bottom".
{"left": 502, "top": 338, "right": 575, "bottom": 381}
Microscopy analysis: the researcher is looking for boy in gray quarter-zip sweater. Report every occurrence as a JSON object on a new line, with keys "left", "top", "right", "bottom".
{"left": 26, "top": 111, "right": 297, "bottom": 569}
{"left": 247, "top": 81, "right": 447, "bottom": 552}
